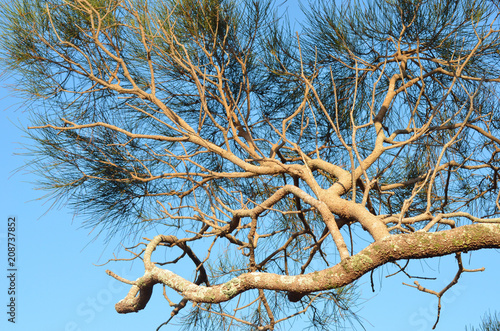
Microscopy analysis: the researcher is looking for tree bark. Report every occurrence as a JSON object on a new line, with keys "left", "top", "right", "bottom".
{"left": 113, "top": 223, "right": 500, "bottom": 313}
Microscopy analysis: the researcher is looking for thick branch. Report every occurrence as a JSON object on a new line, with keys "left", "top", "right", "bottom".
{"left": 112, "top": 223, "right": 500, "bottom": 313}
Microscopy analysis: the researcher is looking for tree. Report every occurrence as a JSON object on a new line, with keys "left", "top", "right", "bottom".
{"left": 466, "top": 311, "right": 500, "bottom": 331}
{"left": 2, "top": 0, "right": 500, "bottom": 329}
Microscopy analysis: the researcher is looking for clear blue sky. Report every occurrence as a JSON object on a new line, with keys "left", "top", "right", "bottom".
{"left": 1, "top": 1, "right": 499, "bottom": 331}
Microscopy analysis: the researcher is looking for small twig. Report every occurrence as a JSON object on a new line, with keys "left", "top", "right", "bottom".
{"left": 105, "top": 270, "right": 136, "bottom": 285}
{"left": 386, "top": 260, "right": 436, "bottom": 280}
{"left": 402, "top": 252, "right": 485, "bottom": 329}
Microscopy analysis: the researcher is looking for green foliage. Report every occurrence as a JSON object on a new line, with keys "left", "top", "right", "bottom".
{"left": 466, "top": 311, "right": 500, "bottom": 331}
{"left": 2, "top": 0, "right": 500, "bottom": 329}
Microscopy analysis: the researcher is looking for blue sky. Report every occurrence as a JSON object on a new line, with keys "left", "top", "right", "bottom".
{"left": 1, "top": 1, "right": 499, "bottom": 331}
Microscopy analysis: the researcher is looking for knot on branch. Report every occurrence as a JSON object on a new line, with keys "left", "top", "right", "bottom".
{"left": 287, "top": 291, "right": 307, "bottom": 302}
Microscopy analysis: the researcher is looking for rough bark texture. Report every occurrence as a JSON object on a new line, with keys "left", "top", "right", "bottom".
{"left": 113, "top": 223, "right": 500, "bottom": 313}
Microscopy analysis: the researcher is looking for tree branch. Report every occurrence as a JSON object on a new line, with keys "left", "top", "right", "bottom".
{"left": 111, "top": 223, "right": 500, "bottom": 313}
